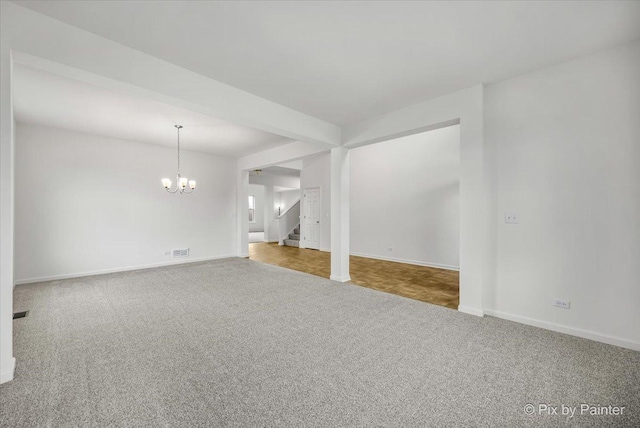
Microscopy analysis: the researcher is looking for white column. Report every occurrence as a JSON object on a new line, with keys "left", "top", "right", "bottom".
{"left": 330, "top": 147, "right": 351, "bottom": 282}
{"left": 263, "top": 185, "right": 275, "bottom": 243}
{"left": 0, "top": 45, "right": 15, "bottom": 383}
{"left": 236, "top": 169, "right": 249, "bottom": 257}
{"left": 458, "top": 87, "right": 485, "bottom": 316}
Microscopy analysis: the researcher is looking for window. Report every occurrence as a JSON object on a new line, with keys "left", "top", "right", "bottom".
{"left": 248, "top": 195, "right": 256, "bottom": 223}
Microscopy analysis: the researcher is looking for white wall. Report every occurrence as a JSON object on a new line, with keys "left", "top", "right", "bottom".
{"left": 351, "top": 125, "right": 460, "bottom": 269}
{"left": 248, "top": 184, "right": 265, "bottom": 232}
{"left": 263, "top": 185, "right": 277, "bottom": 242}
{"left": 275, "top": 189, "right": 301, "bottom": 216}
{"left": 14, "top": 124, "right": 237, "bottom": 282}
{"left": 300, "top": 153, "right": 331, "bottom": 251}
{"left": 484, "top": 41, "right": 640, "bottom": 348}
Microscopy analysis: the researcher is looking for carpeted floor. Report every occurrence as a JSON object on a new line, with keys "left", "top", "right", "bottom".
{"left": 1, "top": 258, "right": 638, "bottom": 427}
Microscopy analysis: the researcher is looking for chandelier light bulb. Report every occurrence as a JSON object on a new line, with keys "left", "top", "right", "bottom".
{"left": 189, "top": 180, "right": 196, "bottom": 190}
{"left": 162, "top": 178, "right": 172, "bottom": 189}
{"left": 179, "top": 177, "right": 188, "bottom": 188}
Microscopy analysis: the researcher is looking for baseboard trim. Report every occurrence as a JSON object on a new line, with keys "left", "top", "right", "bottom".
{"left": 484, "top": 309, "right": 640, "bottom": 352}
{"left": 0, "top": 357, "right": 16, "bottom": 384}
{"left": 458, "top": 305, "right": 484, "bottom": 317}
{"left": 14, "top": 254, "right": 237, "bottom": 285}
{"left": 330, "top": 275, "right": 351, "bottom": 283}
{"left": 349, "top": 251, "right": 459, "bottom": 271}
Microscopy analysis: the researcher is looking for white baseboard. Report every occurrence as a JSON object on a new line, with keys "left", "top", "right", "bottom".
{"left": 330, "top": 275, "right": 351, "bottom": 283}
{"left": 458, "top": 305, "right": 484, "bottom": 317}
{"left": 13, "top": 254, "right": 237, "bottom": 285}
{"left": 484, "top": 309, "right": 640, "bottom": 352}
{"left": 349, "top": 251, "right": 459, "bottom": 271}
{"left": 0, "top": 357, "right": 16, "bottom": 384}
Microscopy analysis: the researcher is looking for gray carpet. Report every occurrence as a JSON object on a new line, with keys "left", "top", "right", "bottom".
{"left": 1, "top": 258, "right": 638, "bottom": 427}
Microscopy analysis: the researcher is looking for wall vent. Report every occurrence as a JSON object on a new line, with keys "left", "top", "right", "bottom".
{"left": 172, "top": 248, "right": 190, "bottom": 258}
{"left": 13, "top": 311, "right": 28, "bottom": 319}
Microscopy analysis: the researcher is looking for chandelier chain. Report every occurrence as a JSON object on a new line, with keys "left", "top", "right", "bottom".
{"left": 177, "top": 125, "right": 181, "bottom": 176}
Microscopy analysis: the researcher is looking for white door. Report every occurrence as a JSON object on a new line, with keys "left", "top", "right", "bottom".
{"left": 303, "top": 188, "right": 320, "bottom": 250}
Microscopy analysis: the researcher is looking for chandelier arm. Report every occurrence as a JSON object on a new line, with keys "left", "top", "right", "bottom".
{"left": 164, "top": 173, "right": 182, "bottom": 193}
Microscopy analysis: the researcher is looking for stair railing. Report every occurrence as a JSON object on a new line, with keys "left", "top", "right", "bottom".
{"left": 276, "top": 200, "right": 300, "bottom": 245}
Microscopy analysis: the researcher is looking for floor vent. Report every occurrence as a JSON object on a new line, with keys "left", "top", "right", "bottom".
{"left": 172, "top": 248, "right": 190, "bottom": 258}
{"left": 13, "top": 311, "right": 28, "bottom": 319}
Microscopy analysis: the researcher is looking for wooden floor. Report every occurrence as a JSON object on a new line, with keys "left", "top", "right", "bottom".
{"left": 249, "top": 243, "right": 459, "bottom": 310}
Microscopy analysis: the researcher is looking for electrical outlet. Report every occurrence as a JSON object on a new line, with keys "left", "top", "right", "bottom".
{"left": 163, "top": 250, "right": 171, "bottom": 256}
{"left": 553, "top": 299, "right": 571, "bottom": 309}
{"left": 505, "top": 212, "right": 519, "bottom": 224}
{"left": 388, "top": 247, "right": 393, "bottom": 252}
{"left": 172, "top": 248, "right": 190, "bottom": 258}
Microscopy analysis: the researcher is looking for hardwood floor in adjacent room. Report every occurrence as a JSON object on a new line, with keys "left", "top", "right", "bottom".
{"left": 249, "top": 243, "right": 459, "bottom": 310}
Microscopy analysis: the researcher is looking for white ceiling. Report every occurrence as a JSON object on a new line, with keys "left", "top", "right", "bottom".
{"left": 13, "top": 64, "right": 294, "bottom": 157}
{"left": 14, "top": 1, "right": 640, "bottom": 125}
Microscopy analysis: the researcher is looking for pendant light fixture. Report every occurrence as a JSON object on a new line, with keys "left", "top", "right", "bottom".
{"left": 162, "top": 125, "right": 196, "bottom": 194}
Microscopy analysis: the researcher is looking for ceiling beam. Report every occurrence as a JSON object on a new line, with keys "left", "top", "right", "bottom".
{"left": 238, "top": 140, "right": 330, "bottom": 171}
{"left": 341, "top": 87, "right": 476, "bottom": 148}
{"left": 3, "top": 2, "right": 341, "bottom": 148}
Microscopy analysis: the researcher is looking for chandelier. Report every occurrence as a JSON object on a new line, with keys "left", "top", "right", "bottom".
{"left": 162, "top": 125, "right": 196, "bottom": 194}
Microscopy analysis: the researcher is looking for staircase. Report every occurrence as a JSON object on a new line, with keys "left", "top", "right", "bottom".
{"left": 283, "top": 225, "right": 300, "bottom": 247}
